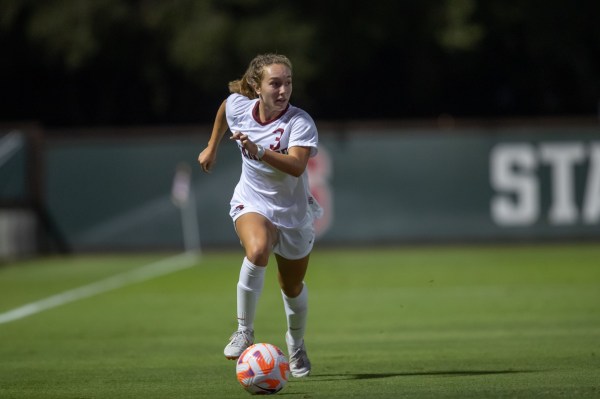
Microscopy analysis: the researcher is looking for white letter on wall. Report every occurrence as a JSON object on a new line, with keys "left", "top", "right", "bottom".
{"left": 539, "top": 142, "right": 584, "bottom": 225}
{"left": 490, "top": 144, "right": 539, "bottom": 226}
{"left": 583, "top": 142, "right": 600, "bottom": 224}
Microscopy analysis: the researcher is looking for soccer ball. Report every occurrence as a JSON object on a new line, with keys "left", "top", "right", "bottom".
{"left": 236, "top": 343, "right": 290, "bottom": 395}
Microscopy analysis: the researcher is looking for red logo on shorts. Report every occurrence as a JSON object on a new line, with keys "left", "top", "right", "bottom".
{"left": 233, "top": 204, "right": 245, "bottom": 215}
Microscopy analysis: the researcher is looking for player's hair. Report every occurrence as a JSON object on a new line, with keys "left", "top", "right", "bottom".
{"left": 228, "top": 53, "right": 293, "bottom": 99}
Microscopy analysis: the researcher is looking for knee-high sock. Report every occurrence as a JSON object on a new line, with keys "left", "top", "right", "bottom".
{"left": 282, "top": 283, "right": 308, "bottom": 348}
{"left": 237, "top": 257, "right": 266, "bottom": 332}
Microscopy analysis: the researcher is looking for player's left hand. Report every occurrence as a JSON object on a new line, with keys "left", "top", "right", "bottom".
{"left": 230, "top": 132, "right": 259, "bottom": 156}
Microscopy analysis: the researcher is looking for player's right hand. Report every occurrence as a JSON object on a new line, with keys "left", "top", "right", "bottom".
{"left": 198, "top": 147, "right": 216, "bottom": 173}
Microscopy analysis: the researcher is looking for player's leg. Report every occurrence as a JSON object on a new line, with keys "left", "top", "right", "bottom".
{"left": 276, "top": 253, "right": 312, "bottom": 377}
{"left": 224, "top": 212, "right": 278, "bottom": 360}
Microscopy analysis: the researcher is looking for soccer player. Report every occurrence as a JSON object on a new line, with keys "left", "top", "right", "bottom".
{"left": 198, "top": 53, "right": 321, "bottom": 378}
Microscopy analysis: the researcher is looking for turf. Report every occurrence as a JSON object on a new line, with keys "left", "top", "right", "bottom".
{"left": 1, "top": 244, "right": 599, "bottom": 398}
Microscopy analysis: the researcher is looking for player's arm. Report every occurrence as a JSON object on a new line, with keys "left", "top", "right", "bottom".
{"left": 198, "top": 100, "right": 228, "bottom": 173}
{"left": 230, "top": 131, "right": 310, "bottom": 177}
{"left": 261, "top": 146, "right": 311, "bottom": 178}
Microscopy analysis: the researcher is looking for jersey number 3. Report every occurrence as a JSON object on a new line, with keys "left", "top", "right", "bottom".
{"left": 269, "top": 128, "right": 285, "bottom": 151}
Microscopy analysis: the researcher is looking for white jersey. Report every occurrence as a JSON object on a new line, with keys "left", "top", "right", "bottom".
{"left": 226, "top": 93, "right": 321, "bottom": 229}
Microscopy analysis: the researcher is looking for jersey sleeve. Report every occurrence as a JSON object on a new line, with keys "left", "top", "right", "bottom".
{"left": 225, "top": 93, "right": 254, "bottom": 130}
{"left": 288, "top": 110, "right": 319, "bottom": 157}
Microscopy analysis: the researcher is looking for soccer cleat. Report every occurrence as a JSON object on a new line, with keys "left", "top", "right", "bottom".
{"left": 286, "top": 332, "right": 311, "bottom": 378}
{"left": 224, "top": 329, "right": 254, "bottom": 360}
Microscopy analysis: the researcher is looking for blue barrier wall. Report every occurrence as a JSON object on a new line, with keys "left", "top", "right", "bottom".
{"left": 44, "top": 124, "right": 600, "bottom": 251}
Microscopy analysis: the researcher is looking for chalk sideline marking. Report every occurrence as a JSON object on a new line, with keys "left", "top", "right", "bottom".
{"left": 0, "top": 252, "right": 199, "bottom": 325}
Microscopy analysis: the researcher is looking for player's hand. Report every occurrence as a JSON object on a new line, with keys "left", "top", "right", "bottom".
{"left": 198, "top": 146, "right": 217, "bottom": 173}
{"left": 230, "top": 132, "right": 259, "bottom": 156}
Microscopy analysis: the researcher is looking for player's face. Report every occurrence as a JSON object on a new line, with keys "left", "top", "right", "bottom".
{"left": 257, "top": 63, "right": 292, "bottom": 116}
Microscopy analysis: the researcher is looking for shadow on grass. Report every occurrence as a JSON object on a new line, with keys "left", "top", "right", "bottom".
{"left": 307, "top": 369, "right": 536, "bottom": 382}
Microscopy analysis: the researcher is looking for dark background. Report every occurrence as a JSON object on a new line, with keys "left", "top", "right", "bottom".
{"left": 1, "top": 0, "right": 599, "bottom": 128}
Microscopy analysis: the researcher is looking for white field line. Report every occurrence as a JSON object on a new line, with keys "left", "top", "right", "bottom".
{"left": 0, "top": 251, "right": 199, "bottom": 325}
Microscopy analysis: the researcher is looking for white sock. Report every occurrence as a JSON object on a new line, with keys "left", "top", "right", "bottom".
{"left": 236, "top": 257, "right": 266, "bottom": 332}
{"left": 282, "top": 283, "right": 308, "bottom": 349}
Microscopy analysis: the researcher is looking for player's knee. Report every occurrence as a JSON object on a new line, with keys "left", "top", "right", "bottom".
{"left": 245, "top": 246, "right": 271, "bottom": 266}
{"left": 280, "top": 282, "right": 304, "bottom": 298}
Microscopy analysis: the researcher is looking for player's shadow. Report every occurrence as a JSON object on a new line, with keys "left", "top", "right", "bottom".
{"left": 309, "top": 369, "right": 535, "bottom": 382}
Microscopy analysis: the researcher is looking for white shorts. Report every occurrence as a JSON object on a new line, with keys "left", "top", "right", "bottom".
{"left": 231, "top": 205, "right": 315, "bottom": 260}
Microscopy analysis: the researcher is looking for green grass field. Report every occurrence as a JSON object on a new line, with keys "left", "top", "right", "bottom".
{"left": 1, "top": 244, "right": 599, "bottom": 398}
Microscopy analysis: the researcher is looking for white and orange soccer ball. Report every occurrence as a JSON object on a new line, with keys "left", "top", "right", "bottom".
{"left": 236, "top": 343, "right": 290, "bottom": 395}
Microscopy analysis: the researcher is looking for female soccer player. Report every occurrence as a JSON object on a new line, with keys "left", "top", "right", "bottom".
{"left": 198, "top": 53, "right": 321, "bottom": 378}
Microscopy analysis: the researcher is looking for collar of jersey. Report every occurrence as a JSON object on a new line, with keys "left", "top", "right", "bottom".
{"left": 252, "top": 101, "right": 289, "bottom": 126}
